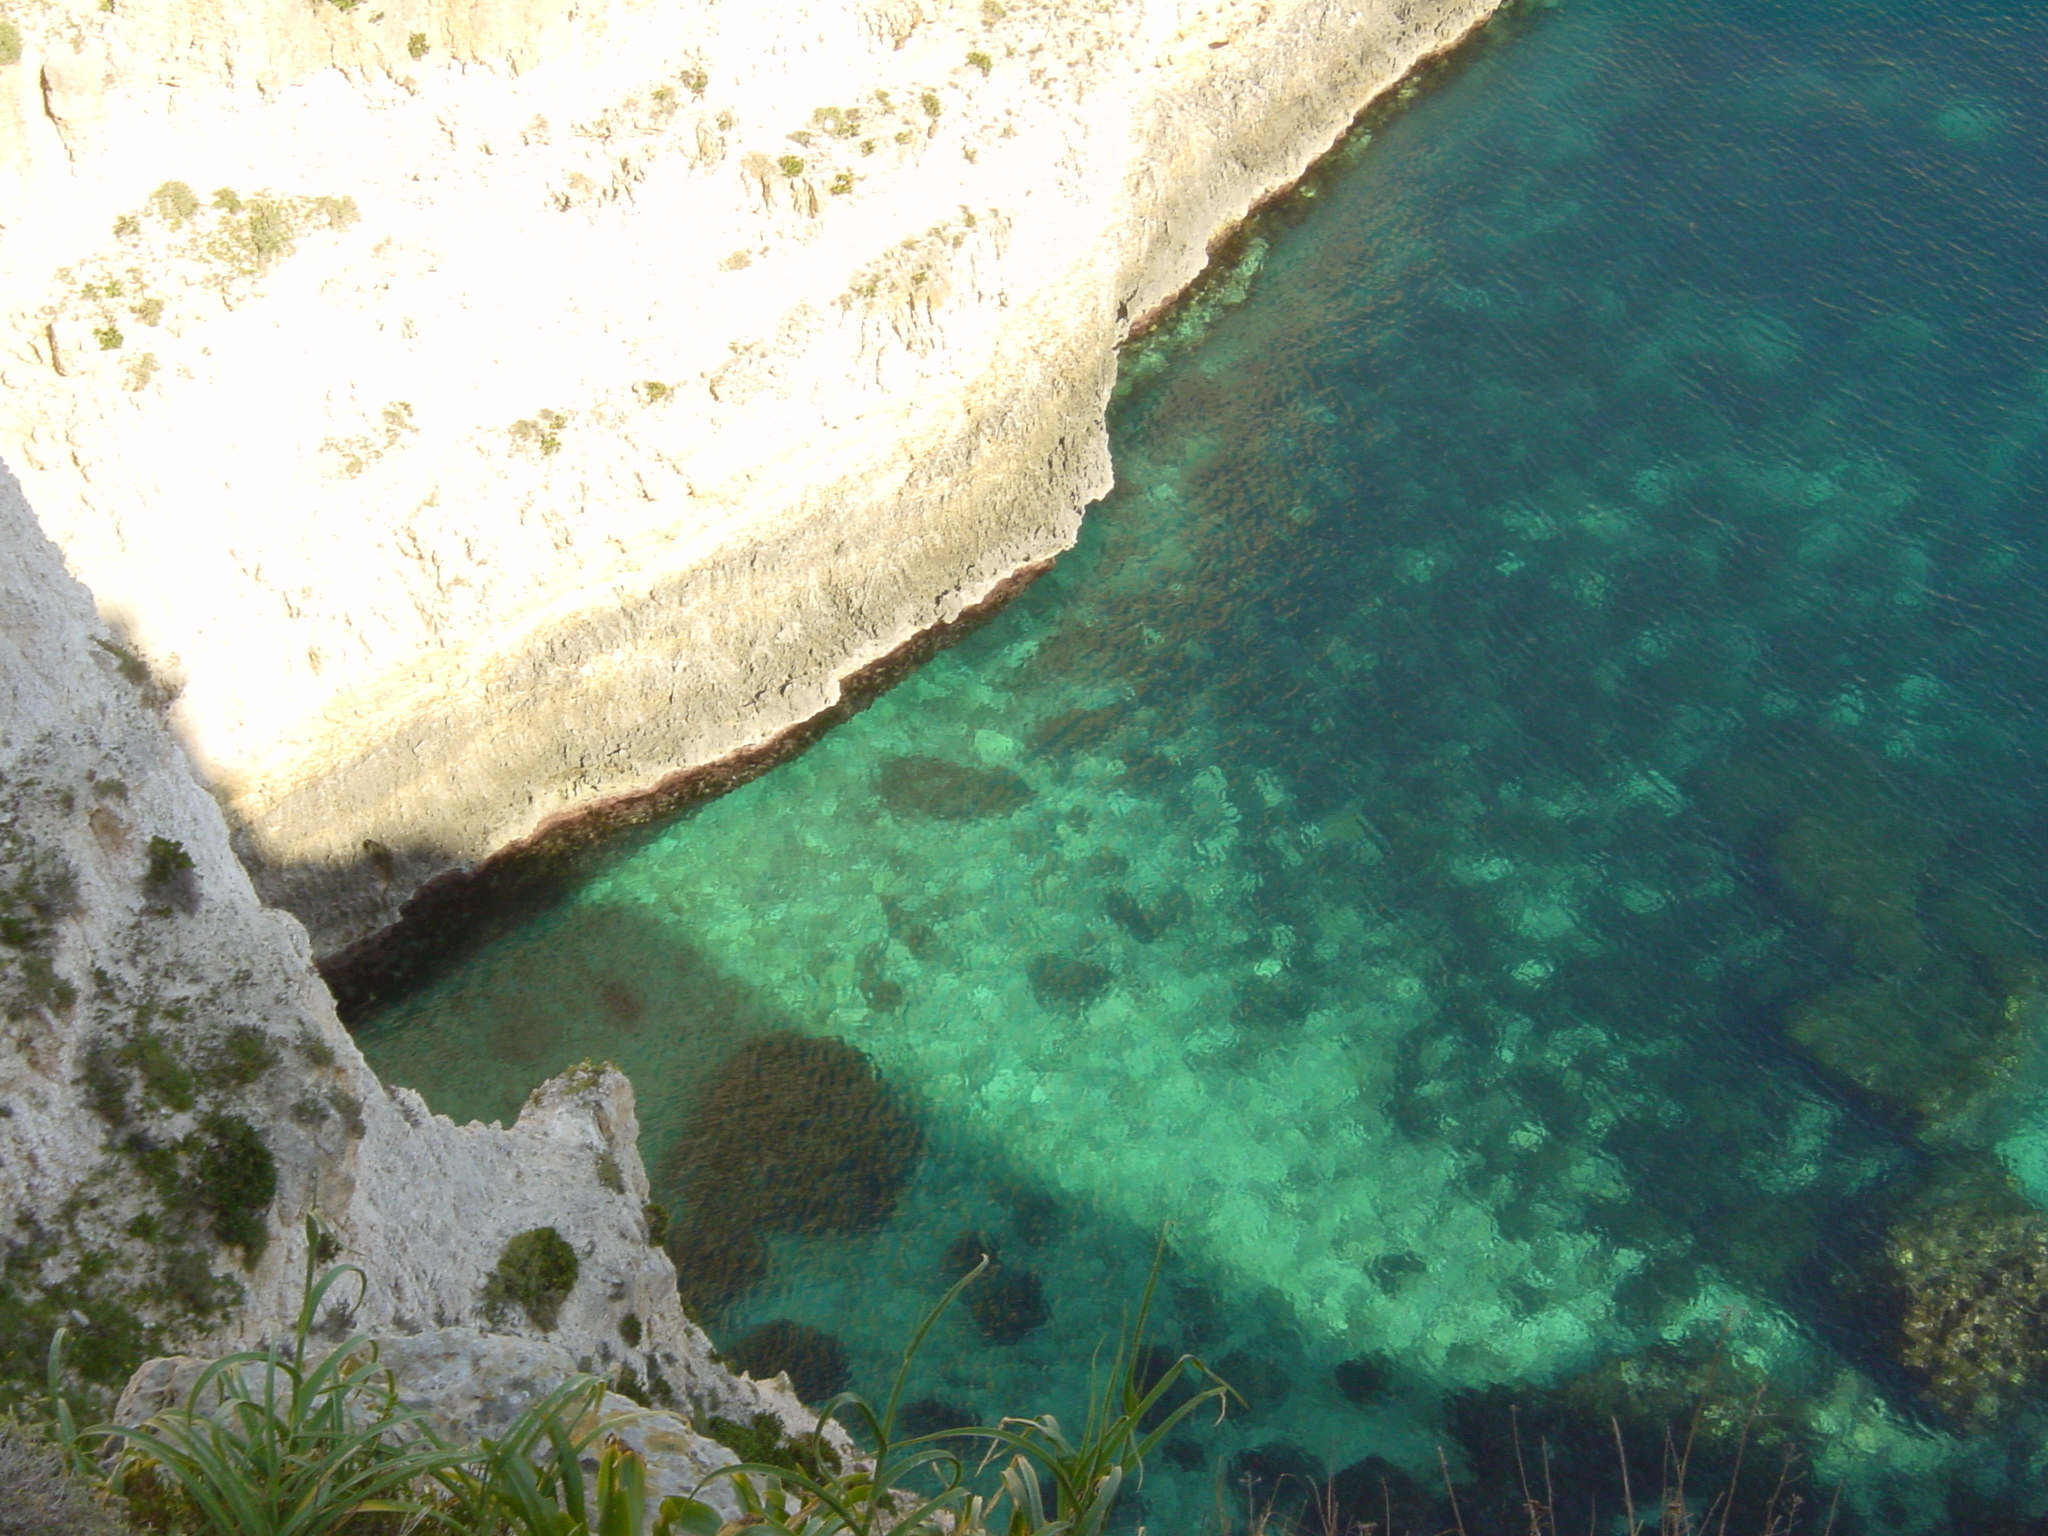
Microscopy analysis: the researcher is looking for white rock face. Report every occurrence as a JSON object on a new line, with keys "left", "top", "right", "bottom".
{"left": 0, "top": 0, "right": 1499, "bottom": 955}
{"left": 0, "top": 459, "right": 811, "bottom": 1441}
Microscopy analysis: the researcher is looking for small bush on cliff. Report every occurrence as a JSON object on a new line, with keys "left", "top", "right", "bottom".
{"left": 484, "top": 1226, "right": 580, "bottom": 1331}
{"left": 185, "top": 1114, "right": 277, "bottom": 1263}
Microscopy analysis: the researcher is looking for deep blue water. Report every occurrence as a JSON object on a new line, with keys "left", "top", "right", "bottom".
{"left": 359, "top": 0, "right": 2048, "bottom": 1528}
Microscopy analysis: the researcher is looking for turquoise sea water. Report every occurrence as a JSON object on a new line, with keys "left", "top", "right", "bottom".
{"left": 358, "top": 0, "right": 2048, "bottom": 1528}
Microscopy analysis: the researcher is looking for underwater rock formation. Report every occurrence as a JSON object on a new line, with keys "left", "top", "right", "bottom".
{"left": 666, "top": 1216, "right": 770, "bottom": 1320}
{"left": 1701, "top": 729, "right": 2045, "bottom": 1142}
{"left": 1863, "top": 1157, "right": 2048, "bottom": 1426}
{"left": 896, "top": 1397, "right": 977, "bottom": 1440}
{"left": 727, "top": 1320, "right": 852, "bottom": 1406}
{"left": 662, "top": 1032, "right": 923, "bottom": 1312}
{"left": 995, "top": 1183, "right": 1067, "bottom": 1249}
{"left": 1333, "top": 1353, "right": 1394, "bottom": 1405}
{"left": 1328, "top": 1456, "right": 1448, "bottom": 1536}
{"left": 1103, "top": 888, "right": 1190, "bottom": 945}
{"left": 1215, "top": 1349, "right": 1292, "bottom": 1413}
{"left": 966, "top": 1266, "right": 1050, "bottom": 1346}
{"left": 1448, "top": 1351, "right": 1829, "bottom": 1536}
{"left": 876, "top": 757, "right": 1035, "bottom": 821}
{"left": 1026, "top": 954, "right": 1113, "bottom": 1011}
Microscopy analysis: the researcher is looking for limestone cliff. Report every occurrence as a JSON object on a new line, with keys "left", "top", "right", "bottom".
{"left": 0, "top": 455, "right": 811, "bottom": 1449}
{"left": 0, "top": 0, "right": 1500, "bottom": 957}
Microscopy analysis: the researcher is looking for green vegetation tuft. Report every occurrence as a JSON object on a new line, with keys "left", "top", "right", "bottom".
{"left": 967, "top": 50, "right": 992, "bottom": 75}
{"left": 703, "top": 1409, "right": 841, "bottom": 1483}
{"left": 0, "top": 20, "right": 21, "bottom": 69}
{"left": 508, "top": 409, "right": 567, "bottom": 457}
{"left": 210, "top": 1025, "right": 279, "bottom": 1087}
{"left": 406, "top": 30, "right": 427, "bottom": 59}
{"left": 141, "top": 837, "right": 191, "bottom": 891}
{"left": 92, "top": 324, "right": 123, "bottom": 351}
{"left": 776, "top": 153, "right": 806, "bottom": 178}
{"left": 148, "top": 182, "right": 200, "bottom": 225}
{"left": 186, "top": 1114, "right": 276, "bottom": 1262}
{"left": 483, "top": 1227, "right": 579, "bottom": 1331}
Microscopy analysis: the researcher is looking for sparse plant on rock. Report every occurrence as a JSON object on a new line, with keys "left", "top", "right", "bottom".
{"left": 484, "top": 1227, "right": 581, "bottom": 1331}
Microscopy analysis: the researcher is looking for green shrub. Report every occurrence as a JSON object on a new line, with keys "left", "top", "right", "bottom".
{"left": 966, "top": 50, "right": 992, "bottom": 75}
{"left": 406, "top": 30, "right": 427, "bottom": 59}
{"left": 186, "top": 1114, "right": 276, "bottom": 1261}
{"left": 776, "top": 154, "right": 805, "bottom": 178}
{"left": 141, "top": 838, "right": 190, "bottom": 890}
{"left": 0, "top": 21, "right": 22, "bottom": 69}
{"left": 484, "top": 1227, "right": 579, "bottom": 1331}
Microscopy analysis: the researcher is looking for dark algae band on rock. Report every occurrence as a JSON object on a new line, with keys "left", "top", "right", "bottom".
{"left": 357, "top": 0, "right": 2048, "bottom": 1528}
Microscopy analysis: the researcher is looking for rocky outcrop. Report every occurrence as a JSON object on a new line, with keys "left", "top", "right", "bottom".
{"left": 0, "top": 457, "right": 810, "bottom": 1443}
{"left": 0, "top": 0, "right": 1500, "bottom": 957}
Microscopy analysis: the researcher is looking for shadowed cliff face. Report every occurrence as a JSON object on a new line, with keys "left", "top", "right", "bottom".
{"left": 0, "top": 456, "right": 816, "bottom": 1440}
{"left": 0, "top": 0, "right": 1500, "bottom": 959}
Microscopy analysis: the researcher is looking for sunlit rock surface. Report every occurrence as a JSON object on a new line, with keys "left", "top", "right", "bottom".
{"left": 0, "top": 0, "right": 1498, "bottom": 954}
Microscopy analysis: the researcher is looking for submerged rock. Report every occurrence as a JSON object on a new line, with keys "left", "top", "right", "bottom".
{"left": 1028, "top": 704, "right": 1127, "bottom": 758}
{"left": 1216, "top": 1348, "right": 1292, "bottom": 1413}
{"left": 728, "top": 1320, "right": 851, "bottom": 1405}
{"left": 1862, "top": 1157, "right": 2048, "bottom": 1426}
{"left": 666, "top": 1033, "right": 923, "bottom": 1239}
{"left": 1333, "top": 1353, "right": 1394, "bottom": 1405}
{"left": 1104, "top": 887, "right": 1190, "bottom": 945}
{"left": 876, "top": 756, "right": 1035, "bottom": 820}
{"left": 1027, "top": 954, "right": 1112, "bottom": 1011}
{"left": 966, "top": 1266, "right": 1049, "bottom": 1345}
{"left": 1329, "top": 1456, "right": 1447, "bottom": 1536}
{"left": 996, "top": 1182, "right": 1066, "bottom": 1249}
{"left": 663, "top": 1033, "right": 922, "bottom": 1312}
{"left": 896, "top": 1397, "right": 978, "bottom": 1439}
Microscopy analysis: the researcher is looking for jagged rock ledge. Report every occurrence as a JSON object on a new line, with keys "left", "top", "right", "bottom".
{"left": 0, "top": 457, "right": 819, "bottom": 1442}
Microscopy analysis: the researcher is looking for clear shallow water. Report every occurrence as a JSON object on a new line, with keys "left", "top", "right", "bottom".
{"left": 360, "top": 0, "right": 2048, "bottom": 1528}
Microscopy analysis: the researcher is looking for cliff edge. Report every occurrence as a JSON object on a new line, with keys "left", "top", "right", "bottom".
{"left": 0, "top": 454, "right": 812, "bottom": 1449}
{"left": 0, "top": 0, "right": 1499, "bottom": 957}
